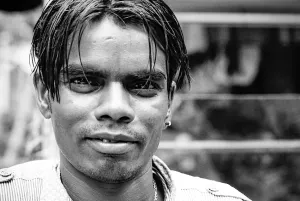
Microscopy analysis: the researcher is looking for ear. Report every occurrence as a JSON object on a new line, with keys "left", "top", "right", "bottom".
{"left": 34, "top": 75, "right": 52, "bottom": 119}
{"left": 165, "top": 81, "right": 177, "bottom": 124}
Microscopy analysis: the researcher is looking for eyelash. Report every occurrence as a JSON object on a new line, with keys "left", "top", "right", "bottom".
{"left": 67, "top": 77, "right": 103, "bottom": 93}
{"left": 128, "top": 80, "right": 162, "bottom": 97}
{"left": 135, "top": 81, "right": 161, "bottom": 89}
{"left": 66, "top": 76, "right": 163, "bottom": 97}
{"left": 71, "top": 77, "right": 95, "bottom": 85}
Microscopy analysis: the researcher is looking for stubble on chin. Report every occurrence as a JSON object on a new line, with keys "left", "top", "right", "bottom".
{"left": 76, "top": 157, "right": 145, "bottom": 183}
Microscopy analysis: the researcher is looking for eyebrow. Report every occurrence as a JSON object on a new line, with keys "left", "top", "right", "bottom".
{"left": 63, "top": 65, "right": 166, "bottom": 81}
{"left": 62, "top": 65, "right": 108, "bottom": 78}
{"left": 126, "top": 70, "right": 166, "bottom": 81}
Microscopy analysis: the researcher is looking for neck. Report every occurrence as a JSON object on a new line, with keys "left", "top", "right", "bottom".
{"left": 60, "top": 157, "right": 158, "bottom": 201}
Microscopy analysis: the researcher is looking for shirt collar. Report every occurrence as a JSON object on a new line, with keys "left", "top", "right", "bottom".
{"left": 40, "top": 157, "right": 174, "bottom": 201}
{"left": 152, "top": 156, "right": 176, "bottom": 201}
{"left": 40, "top": 161, "right": 72, "bottom": 201}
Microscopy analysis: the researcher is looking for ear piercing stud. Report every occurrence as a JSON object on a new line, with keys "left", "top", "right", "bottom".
{"left": 165, "top": 121, "right": 171, "bottom": 127}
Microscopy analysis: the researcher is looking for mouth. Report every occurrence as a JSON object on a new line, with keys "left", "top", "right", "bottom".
{"left": 85, "top": 133, "right": 137, "bottom": 154}
{"left": 87, "top": 138, "right": 128, "bottom": 143}
{"left": 86, "top": 133, "right": 137, "bottom": 143}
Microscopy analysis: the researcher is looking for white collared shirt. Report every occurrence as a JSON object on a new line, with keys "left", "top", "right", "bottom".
{"left": 0, "top": 156, "right": 251, "bottom": 201}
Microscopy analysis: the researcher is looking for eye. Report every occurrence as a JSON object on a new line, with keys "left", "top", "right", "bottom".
{"left": 68, "top": 77, "right": 105, "bottom": 93}
{"left": 128, "top": 80, "right": 163, "bottom": 97}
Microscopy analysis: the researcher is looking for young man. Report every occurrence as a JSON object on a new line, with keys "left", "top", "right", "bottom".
{"left": 0, "top": 0, "right": 251, "bottom": 200}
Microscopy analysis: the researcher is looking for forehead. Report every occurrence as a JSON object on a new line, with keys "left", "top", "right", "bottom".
{"left": 67, "top": 17, "right": 166, "bottom": 75}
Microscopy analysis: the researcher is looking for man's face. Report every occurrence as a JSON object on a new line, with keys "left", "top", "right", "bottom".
{"left": 39, "top": 17, "right": 171, "bottom": 183}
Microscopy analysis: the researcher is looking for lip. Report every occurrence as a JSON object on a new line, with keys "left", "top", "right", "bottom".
{"left": 86, "top": 133, "right": 137, "bottom": 142}
{"left": 85, "top": 132, "right": 137, "bottom": 155}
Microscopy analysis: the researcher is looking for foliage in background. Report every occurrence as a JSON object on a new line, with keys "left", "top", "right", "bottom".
{"left": 157, "top": 98, "right": 300, "bottom": 201}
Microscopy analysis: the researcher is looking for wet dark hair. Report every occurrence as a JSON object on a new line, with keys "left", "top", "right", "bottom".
{"left": 31, "top": 0, "right": 190, "bottom": 101}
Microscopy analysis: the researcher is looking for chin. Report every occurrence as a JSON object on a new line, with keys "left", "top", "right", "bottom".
{"left": 79, "top": 158, "right": 143, "bottom": 183}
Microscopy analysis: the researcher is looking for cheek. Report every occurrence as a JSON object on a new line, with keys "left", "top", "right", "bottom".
{"left": 50, "top": 92, "right": 96, "bottom": 136}
{"left": 139, "top": 102, "right": 166, "bottom": 157}
{"left": 53, "top": 87, "right": 96, "bottom": 117}
{"left": 51, "top": 102, "right": 80, "bottom": 129}
{"left": 136, "top": 97, "right": 169, "bottom": 133}
{"left": 50, "top": 99, "right": 92, "bottom": 153}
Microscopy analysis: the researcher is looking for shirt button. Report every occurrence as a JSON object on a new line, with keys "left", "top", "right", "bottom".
{"left": 0, "top": 169, "right": 11, "bottom": 177}
{"left": 0, "top": 169, "right": 13, "bottom": 183}
{"left": 208, "top": 187, "right": 219, "bottom": 192}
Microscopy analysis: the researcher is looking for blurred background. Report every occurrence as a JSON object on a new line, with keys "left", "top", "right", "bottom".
{"left": 1, "top": 0, "right": 300, "bottom": 200}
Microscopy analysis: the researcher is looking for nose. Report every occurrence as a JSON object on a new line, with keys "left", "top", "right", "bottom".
{"left": 94, "top": 82, "right": 134, "bottom": 124}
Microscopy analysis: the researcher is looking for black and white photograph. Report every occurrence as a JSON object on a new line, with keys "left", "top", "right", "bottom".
{"left": 1, "top": 0, "right": 300, "bottom": 200}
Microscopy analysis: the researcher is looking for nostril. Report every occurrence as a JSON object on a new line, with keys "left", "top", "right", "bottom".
{"left": 98, "top": 115, "right": 112, "bottom": 121}
{"left": 117, "top": 116, "right": 132, "bottom": 123}
{"left": 97, "top": 114, "right": 133, "bottom": 123}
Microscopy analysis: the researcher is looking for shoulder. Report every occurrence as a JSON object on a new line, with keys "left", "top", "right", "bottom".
{"left": 0, "top": 160, "right": 58, "bottom": 181}
{"left": 0, "top": 160, "right": 58, "bottom": 201}
{"left": 171, "top": 171, "right": 251, "bottom": 201}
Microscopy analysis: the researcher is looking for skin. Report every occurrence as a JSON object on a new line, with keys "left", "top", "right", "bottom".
{"left": 35, "top": 17, "right": 173, "bottom": 201}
